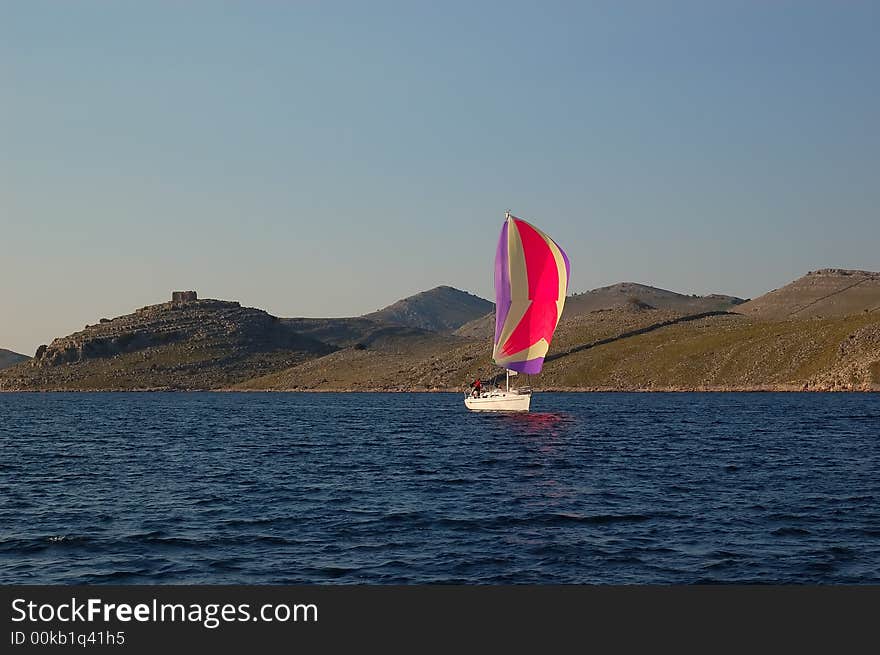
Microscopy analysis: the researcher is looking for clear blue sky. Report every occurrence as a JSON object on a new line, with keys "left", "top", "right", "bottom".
{"left": 2, "top": 1, "right": 878, "bottom": 355}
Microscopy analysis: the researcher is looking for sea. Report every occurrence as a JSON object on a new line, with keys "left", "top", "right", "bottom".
{"left": 1, "top": 392, "right": 878, "bottom": 584}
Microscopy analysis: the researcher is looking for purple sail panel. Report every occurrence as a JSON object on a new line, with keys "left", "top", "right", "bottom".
{"left": 506, "top": 356, "right": 545, "bottom": 375}
{"left": 493, "top": 219, "right": 511, "bottom": 345}
{"left": 560, "top": 244, "right": 571, "bottom": 292}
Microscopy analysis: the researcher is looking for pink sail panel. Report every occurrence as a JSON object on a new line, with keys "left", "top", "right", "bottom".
{"left": 492, "top": 214, "right": 569, "bottom": 374}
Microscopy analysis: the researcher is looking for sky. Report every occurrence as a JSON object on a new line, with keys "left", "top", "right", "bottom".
{"left": 2, "top": 1, "right": 878, "bottom": 356}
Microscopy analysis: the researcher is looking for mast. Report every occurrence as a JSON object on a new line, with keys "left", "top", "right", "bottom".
{"left": 504, "top": 210, "right": 512, "bottom": 394}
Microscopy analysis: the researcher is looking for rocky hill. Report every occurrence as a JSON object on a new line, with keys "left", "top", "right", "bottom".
{"left": 0, "top": 349, "right": 29, "bottom": 370}
{"left": 240, "top": 304, "right": 880, "bottom": 392}
{"left": 0, "top": 294, "right": 334, "bottom": 390}
{"left": 4, "top": 274, "right": 879, "bottom": 392}
{"left": 362, "top": 285, "right": 493, "bottom": 333}
{"left": 736, "top": 269, "right": 880, "bottom": 320}
{"left": 239, "top": 306, "right": 686, "bottom": 392}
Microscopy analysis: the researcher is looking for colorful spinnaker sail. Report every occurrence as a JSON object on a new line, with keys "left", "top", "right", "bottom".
{"left": 492, "top": 213, "right": 569, "bottom": 374}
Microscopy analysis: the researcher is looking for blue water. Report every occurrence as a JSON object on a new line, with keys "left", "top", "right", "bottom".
{"left": 1, "top": 392, "right": 879, "bottom": 584}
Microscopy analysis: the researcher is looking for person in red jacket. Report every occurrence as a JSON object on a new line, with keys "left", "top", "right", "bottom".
{"left": 472, "top": 378, "right": 482, "bottom": 397}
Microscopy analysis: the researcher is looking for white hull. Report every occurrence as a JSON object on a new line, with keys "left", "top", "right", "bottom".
{"left": 464, "top": 390, "right": 531, "bottom": 412}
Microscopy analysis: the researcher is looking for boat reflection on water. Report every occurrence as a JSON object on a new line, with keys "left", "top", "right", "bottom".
{"left": 485, "top": 411, "right": 582, "bottom": 502}
{"left": 481, "top": 411, "right": 575, "bottom": 439}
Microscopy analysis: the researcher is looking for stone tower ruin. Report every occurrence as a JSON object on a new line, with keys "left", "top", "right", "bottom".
{"left": 171, "top": 291, "right": 198, "bottom": 303}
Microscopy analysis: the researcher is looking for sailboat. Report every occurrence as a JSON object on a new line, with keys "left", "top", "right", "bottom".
{"left": 465, "top": 212, "right": 570, "bottom": 412}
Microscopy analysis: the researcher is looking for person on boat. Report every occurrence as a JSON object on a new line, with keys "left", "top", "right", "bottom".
{"left": 472, "top": 378, "right": 482, "bottom": 397}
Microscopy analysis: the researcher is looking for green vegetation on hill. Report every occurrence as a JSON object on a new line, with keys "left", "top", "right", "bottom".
{"left": 540, "top": 312, "right": 880, "bottom": 390}
{"left": 237, "top": 331, "right": 480, "bottom": 391}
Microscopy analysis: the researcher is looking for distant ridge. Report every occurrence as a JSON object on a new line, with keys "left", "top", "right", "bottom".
{"left": 0, "top": 349, "right": 29, "bottom": 370}
{"left": 454, "top": 282, "right": 745, "bottom": 338}
{"left": 564, "top": 282, "right": 745, "bottom": 317}
{"left": 737, "top": 269, "right": 880, "bottom": 320}
{"left": 362, "top": 285, "right": 493, "bottom": 333}
{"left": 281, "top": 317, "right": 439, "bottom": 349}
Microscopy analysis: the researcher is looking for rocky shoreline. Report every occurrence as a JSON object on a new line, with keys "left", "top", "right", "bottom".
{"left": 2, "top": 384, "right": 877, "bottom": 393}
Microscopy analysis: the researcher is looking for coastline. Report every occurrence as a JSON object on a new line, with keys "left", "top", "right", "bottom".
{"left": 2, "top": 385, "right": 878, "bottom": 393}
